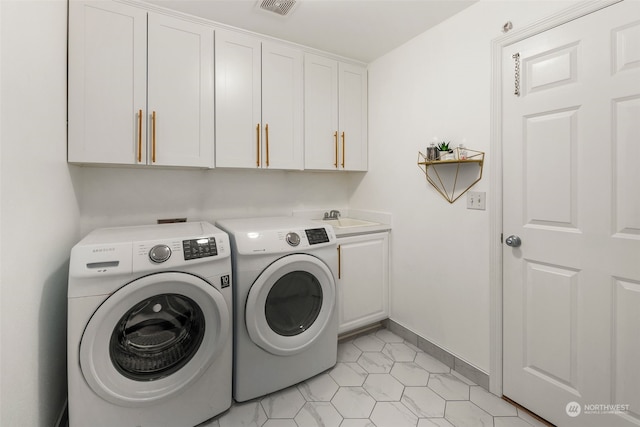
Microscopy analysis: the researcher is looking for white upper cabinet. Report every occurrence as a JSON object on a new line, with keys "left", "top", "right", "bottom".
{"left": 215, "top": 30, "right": 303, "bottom": 169}
{"left": 304, "top": 53, "right": 368, "bottom": 171}
{"left": 68, "top": 1, "right": 147, "bottom": 165}
{"left": 69, "top": 2, "right": 364, "bottom": 171}
{"left": 304, "top": 54, "right": 339, "bottom": 170}
{"left": 214, "top": 30, "right": 261, "bottom": 168}
{"left": 147, "top": 14, "right": 214, "bottom": 167}
{"left": 68, "top": 1, "right": 214, "bottom": 167}
{"left": 338, "top": 62, "right": 368, "bottom": 171}
{"left": 261, "top": 42, "right": 304, "bottom": 170}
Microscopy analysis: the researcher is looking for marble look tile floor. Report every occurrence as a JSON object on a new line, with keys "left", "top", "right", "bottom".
{"left": 202, "top": 328, "right": 550, "bottom": 427}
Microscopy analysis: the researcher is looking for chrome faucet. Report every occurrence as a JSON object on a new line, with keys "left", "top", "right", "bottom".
{"left": 323, "top": 210, "right": 341, "bottom": 220}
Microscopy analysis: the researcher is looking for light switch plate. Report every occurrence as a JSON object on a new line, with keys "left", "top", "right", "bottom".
{"left": 467, "top": 191, "right": 486, "bottom": 210}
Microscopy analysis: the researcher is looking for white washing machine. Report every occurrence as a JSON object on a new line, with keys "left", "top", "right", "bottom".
{"left": 216, "top": 216, "right": 338, "bottom": 402}
{"left": 67, "top": 222, "right": 232, "bottom": 427}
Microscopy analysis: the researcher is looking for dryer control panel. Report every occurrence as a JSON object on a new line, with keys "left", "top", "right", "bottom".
{"left": 216, "top": 217, "right": 337, "bottom": 256}
{"left": 229, "top": 227, "right": 336, "bottom": 255}
{"left": 305, "top": 228, "right": 330, "bottom": 245}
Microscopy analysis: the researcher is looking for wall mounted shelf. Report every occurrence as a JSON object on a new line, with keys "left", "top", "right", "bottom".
{"left": 417, "top": 148, "right": 485, "bottom": 203}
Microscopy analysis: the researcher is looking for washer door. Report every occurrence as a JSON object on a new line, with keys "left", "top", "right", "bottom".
{"left": 80, "top": 272, "right": 229, "bottom": 407}
{"left": 246, "top": 254, "right": 335, "bottom": 356}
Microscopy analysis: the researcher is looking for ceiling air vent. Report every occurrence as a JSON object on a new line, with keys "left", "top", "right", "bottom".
{"left": 258, "top": 0, "right": 297, "bottom": 16}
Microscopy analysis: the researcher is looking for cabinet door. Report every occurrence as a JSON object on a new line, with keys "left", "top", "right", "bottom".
{"left": 68, "top": 1, "right": 147, "bottom": 164}
{"left": 339, "top": 63, "right": 368, "bottom": 171}
{"left": 215, "top": 30, "right": 262, "bottom": 168}
{"left": 147, "top": 14, "right": 214, "bottom": 168}
{"left": 338, "top": 233, "right": 389, "bottom": 334}
{"left": 261, "top": 42, "right": 303, "bottom": 170}
{"left": 304, "top": 54, "right": 339, "bottom": 170}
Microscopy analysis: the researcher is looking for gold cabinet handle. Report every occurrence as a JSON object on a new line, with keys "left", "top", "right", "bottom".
{"left": 337, "top": 245, "right": 342, "bottom": 279}
{"left": 256, "top": 123, "right": 261, "bottom": 167}
{"left": 152, "top": 111, "right": 157, "bottom": 163}
{"left": 265, "top": 123, "right": 270, "bottom": 167}
{"left": 341, "top": 131, "right": 346, "bottom": 168}
{"left": 334, "top": 131, "right": 338, "bottom": 168}
{"left": 137, "top": 109, "right": 143, "bottom": 163}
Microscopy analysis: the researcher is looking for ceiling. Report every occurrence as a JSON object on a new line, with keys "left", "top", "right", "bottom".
{"left": 144, "top": 0, "right": 478, "bottom": 63}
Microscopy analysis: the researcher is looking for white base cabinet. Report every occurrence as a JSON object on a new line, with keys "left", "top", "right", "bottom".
{"left": 337, "top": 232, "right": 389, "bottom": 334}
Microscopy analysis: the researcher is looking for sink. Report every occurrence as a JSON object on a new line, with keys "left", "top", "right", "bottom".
{"left": 322, "top": 218, "right": 380, "bottom": 228}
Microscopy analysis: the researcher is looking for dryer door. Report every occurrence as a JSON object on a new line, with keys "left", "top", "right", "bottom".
{"left": 79, "top": 272, "right": 229, "bottom": 407}
{"left": 246, "top": 254, "right": 336, "bottom": 356}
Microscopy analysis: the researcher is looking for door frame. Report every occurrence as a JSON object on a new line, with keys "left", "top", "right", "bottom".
{"left": 488, "top": 0, "right": 622, "bottom": 396}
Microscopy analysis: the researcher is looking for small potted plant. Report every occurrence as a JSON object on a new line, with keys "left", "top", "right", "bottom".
{"left": 437, "top": 141, "right": 454, "bottom": 160}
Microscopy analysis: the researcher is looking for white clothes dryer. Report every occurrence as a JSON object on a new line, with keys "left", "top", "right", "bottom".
{"left": 67, "top": 222, "right": 232, "bottom": 427}
{"left": 215, "top": 216, "right": 338, "bottom": 402}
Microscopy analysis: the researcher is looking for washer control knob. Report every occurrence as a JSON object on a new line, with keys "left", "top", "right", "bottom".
{"left": 149, "top": 244, "right": 172, "bottom": 263}
{"left": 286, "top": 232, "right": 301, "bottom": 247}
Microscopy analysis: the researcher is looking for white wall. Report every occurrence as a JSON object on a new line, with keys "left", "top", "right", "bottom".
{"left": 0, "top": 1, "right": 81, "bottom": 426}
{"left": 76, "top": 167, "right": 352, "bottom": 234}
{"left": 349, "top": 0, "right": 580, "bottom": 373}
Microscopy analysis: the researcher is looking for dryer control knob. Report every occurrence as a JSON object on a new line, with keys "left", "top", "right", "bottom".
{"left": 149, "top": 244, "right": 172, "bottom": 263}
{"left": 286, "top": 232, "right": 300, "bottom": 246}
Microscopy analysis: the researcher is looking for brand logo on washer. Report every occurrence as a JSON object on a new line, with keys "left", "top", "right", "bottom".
{"left": 92, "top": 247, "right": 115, "bottom": 253}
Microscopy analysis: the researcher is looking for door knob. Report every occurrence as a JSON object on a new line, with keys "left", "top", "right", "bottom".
{"left": 505, "top": 235, "right": 522, "bottom": 247}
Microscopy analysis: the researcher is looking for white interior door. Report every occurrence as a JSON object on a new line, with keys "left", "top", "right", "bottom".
{"left": 502, "top": 1, "right": 640, "bottom": 426}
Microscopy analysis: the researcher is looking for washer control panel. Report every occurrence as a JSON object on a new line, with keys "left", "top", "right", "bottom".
{"left": 149, "top": 244, "right": 172, "bottom": 263}
{"left": 183, "top": 237, "right": 218, "bottom": 260}
{"left": 286, "top": 232, "right": 301, "bottom": 246}
{"left": 69, "top": 222, "right": 230, "bottom": 278}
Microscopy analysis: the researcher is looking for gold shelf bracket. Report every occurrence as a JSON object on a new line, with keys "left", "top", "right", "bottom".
{"left": 417, "top": 148, "right": 485, "bottom": 204}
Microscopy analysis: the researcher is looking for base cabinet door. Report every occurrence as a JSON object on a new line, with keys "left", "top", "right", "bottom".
{"left": 337, "top": 232, "right": 389, "bottom": 334}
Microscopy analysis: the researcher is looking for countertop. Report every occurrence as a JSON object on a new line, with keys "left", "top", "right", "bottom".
{"left": 321, "top": 221, "right": 391, "bottom": 238}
